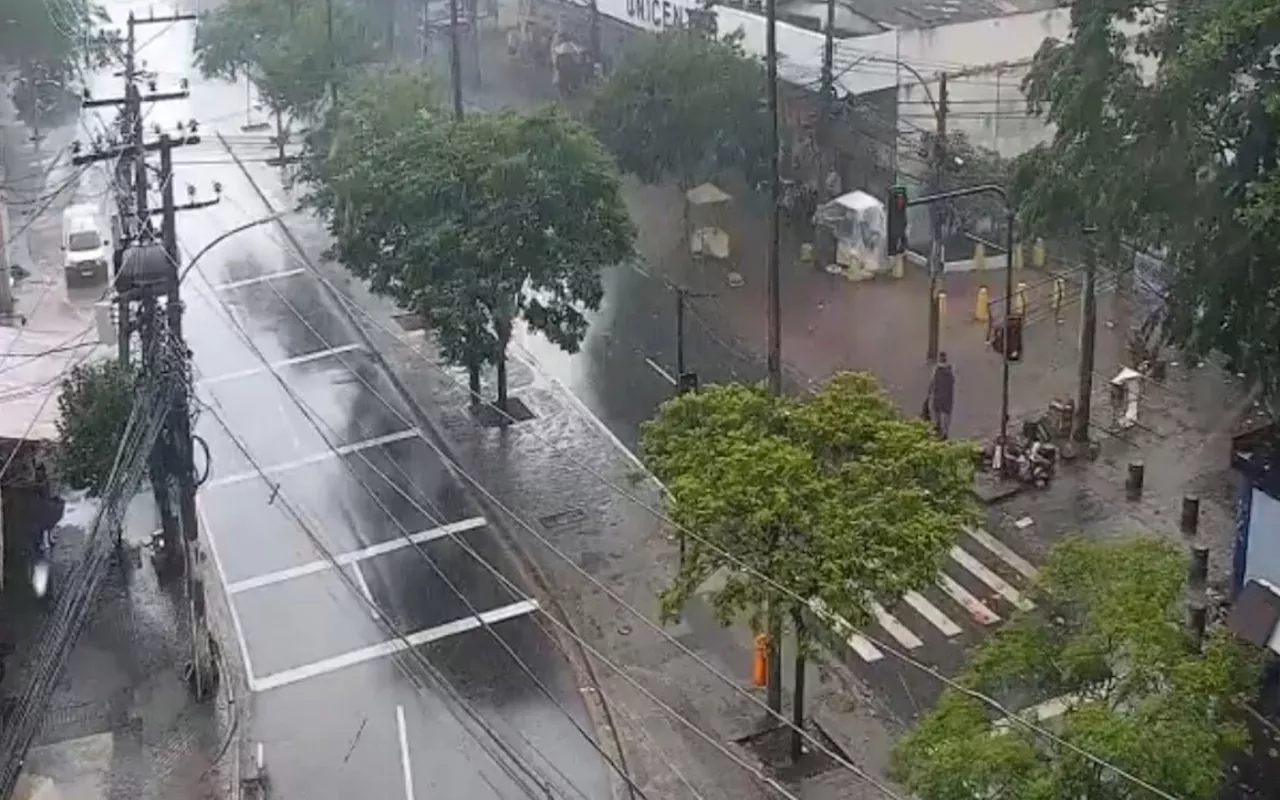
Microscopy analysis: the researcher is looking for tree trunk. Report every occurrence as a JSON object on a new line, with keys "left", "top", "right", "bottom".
{"left": 467, "top": 358, "right": 481, "bottom": 406}
{"left": 790, "top": 608, "right": 806, "bottom": 763}
{"left": 495, "top": 316, "right": 512, "bottom": 415}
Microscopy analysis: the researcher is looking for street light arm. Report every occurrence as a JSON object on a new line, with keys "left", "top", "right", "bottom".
{"left": 907, "top": 183, "right": 1008, "bottom": 208}
{"left": 178, "top": 212, "right": 285, "bottom": 284}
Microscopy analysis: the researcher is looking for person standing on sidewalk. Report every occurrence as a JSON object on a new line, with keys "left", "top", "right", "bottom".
{"left": 927, "top": 352, "right": 955, "bottom": 439}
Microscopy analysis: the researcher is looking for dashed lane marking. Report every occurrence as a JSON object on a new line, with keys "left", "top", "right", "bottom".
{"left": 225, "top": 517, "right": 488, "bottom": 594}
{"left": 950, "top": 545, "right": 1034, "bottom": 612}
{"left": 214, "top": 268, "right": 306, "bottom": 291}
{"left": 198, "top": 343, "right": 365, "bottom": 386}
{"left": 965, "top": 526, "right": 1039, "bottom": 581}
{"left": 250, "top": 599, "right": 540, "bottom": 692}
{"left": 206, "top": 428, "right": 421, "bottom": 488}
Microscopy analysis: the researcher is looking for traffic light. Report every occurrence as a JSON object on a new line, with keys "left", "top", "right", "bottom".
{"left": 991, "top": 315, "right": 1024, "bottom": 362}
{"left": 887, "top": 185, "right": 908, "bottom": 256}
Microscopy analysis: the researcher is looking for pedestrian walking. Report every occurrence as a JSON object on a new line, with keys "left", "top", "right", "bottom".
{"left": 927, "top": 352, "right": 955, "bottom": 439}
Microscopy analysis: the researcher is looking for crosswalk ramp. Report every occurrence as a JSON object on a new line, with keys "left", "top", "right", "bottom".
{"left": 810, "top": 527, "right": 1040, "bottom": 664}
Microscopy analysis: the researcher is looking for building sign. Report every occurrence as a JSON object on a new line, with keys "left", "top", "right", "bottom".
{"left": 597, "top": 0, "right": 702, "bottom": 32}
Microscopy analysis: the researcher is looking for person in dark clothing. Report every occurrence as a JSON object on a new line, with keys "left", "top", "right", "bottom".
{"left": 927, "top": 352, "right": 955, "bottom": 439}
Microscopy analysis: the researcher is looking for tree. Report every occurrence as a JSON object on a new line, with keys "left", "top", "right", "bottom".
{"left": 892, "top": 536, "right": 1262, "bottom": 800}
{"left": 588, "top": 30, "right": 770, "bottom": 190}
{"left": 305, "top": 100, "right": 635, "bottom": 411}
{"left": 641, "top": 374, "right": 978, "bottom": 757}
{"left": 54, "top": 360, "right": 137, "bottom": 497}
{"left": 194, "top": 0, "right": 376, "bottom": 155}
{"left": 919, "top": 129, "right": 1013, "bottom": 241}
{"left": 0, "top": 0, "right": 111, "bottom": 81}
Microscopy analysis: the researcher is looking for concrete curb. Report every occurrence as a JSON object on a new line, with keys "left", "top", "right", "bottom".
{"left": 214, "top": 132, "right": 638, "bottom": 800}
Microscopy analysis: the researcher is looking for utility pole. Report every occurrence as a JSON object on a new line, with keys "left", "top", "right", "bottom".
{"left": 1072, "top": 223, "right": 1099, "bottom": 443}
{"left": 448, "top": 0, "right": 464, "bottom": 119}
{"left": 159, "top": 133, "right": 216, "bottom": 699}
{"left": 673, "top": 286, "right": 714, "bottom": 394}
{"left": 764, "top": 0, "right": 784, "bottom": 717}
{"left": 814, "top": 0, "right": 837, "bottom": 271}
{"left": 926, "top": 73, "right": 949, "bottom": 362}
{"left": 327, "top": 0, "right": 339, "bottom": 110}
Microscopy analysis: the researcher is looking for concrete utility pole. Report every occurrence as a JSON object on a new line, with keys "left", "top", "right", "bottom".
{"left": 926, "top": 73, "right": 949, "bottom": 362}
{"left": 448, "top": 0, "right": 464, "bottom": 119}
{"left": 159, "top": 134, "right": 217, "bottom": 699}
{"left": 815, "top": 0, "right": 837, "bottom": 271}
{"left": 326, "top": 0, "right": 339, "bottom": 110}
{"left": 764, "top": 0, "right": 785, "bottom": 718}
{"left": 1072, "top": 223, "right": 1099, "bottom": 443}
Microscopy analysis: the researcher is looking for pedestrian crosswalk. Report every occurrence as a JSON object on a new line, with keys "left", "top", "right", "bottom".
{"left": 813, "top": 527, "right": 1040, "bottom": 664}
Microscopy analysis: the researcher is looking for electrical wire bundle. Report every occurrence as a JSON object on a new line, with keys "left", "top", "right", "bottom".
{"left": 0, "top": 328, "right": 181, "bottom": 799}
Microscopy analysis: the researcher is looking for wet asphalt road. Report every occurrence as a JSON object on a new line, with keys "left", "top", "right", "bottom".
{"left": 66, "top": 5, "right": 613, "bottom": 798}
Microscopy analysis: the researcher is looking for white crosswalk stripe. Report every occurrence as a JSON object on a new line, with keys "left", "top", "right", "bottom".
{"left": 936, "top": 574, "right": 1002, "bottom": 626}
{"left": 871, "top": 601, "right": 923, "bottom": 649}
{"left": 966, "top": 527, "right": 1039, "bottom": 581}
{"left": 903, "top": 591, "right": 962, "bottom": 637}
{"left": 950, "top": 545, "right": 1034, "bottom": 612}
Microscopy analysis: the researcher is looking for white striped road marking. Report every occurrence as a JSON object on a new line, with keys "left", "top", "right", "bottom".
{"left": 207, "top": 428, "right": 421, "bottom": 488}
{"left": 226, "top": 517, "right": 487, "bottom": 594}
{"left": 251, "top": 599, "right": 540, "bottom": 692}
{"left": 644, "top": 357, "right": 676, "bottom": 385}
{"left": 966, "top": 527, "right": 1039, "bottom": 581}
{"left": 811, "top": 599, "right": 884, "bottom": 662}
{"left": 936, "top": 574, "right": 1001, "bottom": 626}
{"left": 950, "top": 546, "right": 1034, "bottom": 612}
{"left": 214, "top": 268, "right": 306, "bottom": 291}
{"left": 903, "top": 591, "right": 962, "bottom": 637}
{"left": 351, "top": 562, "right": 378, "bottom": 618}
{"left": 198, "top": 343, "right": 364, "bottom": 386}
{"left": 396, "top": 705, "right": 416, "bottom": 799}
{"left": 870, "top": 601, "right": 923, "bottom": 649}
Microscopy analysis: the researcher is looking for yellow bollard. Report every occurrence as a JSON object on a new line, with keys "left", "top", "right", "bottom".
{"left": 1015, "top": 281, "right": 1029, "bottom": 317}
{"left": 1013, "top": 244, "right": 1025, "bottom": 271}
{"left": 800, "top": 242, "right": 814, "bottom": 264}
{"left": 936, "top": 291, "right": 947, "bottom": 327}
{"left": 1053, "top": 278, "right": 1065, "bottom": 323}
{"left": 973, "top": 242, "right": 987, "bottom": 272}
{"left": 891, "top": 253, "right": 905, "bottom": 279}
{"left": 1033, "top": 237, "right": 1047, "bottom": 269}
{"left": 975, "top": 285, "right": 990, "bottom": 322}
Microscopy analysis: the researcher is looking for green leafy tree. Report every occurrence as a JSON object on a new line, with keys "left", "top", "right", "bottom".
{"left": 588, "top": 30, "right": 770, "bottom": 190}
{"left": 892, "top": 536, "right": 1261, "bottom": 800}
{"left": 306, "top": 101, "right": 635, "bottom": 411}
{"left": 641, "top": 374, "right": 978, "bottom": 755}
{"left": 919, "top": 129, "right": 1013, "bottom": 240}
{"left": 54, "top": 360, "right": 137, "bottom": 497}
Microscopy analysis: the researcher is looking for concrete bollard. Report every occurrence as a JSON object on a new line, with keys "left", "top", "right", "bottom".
{"left": 1015, "top": 282, "right": 1029, "bottom": 317}
{"left": 975, "top": 286, "right": 990, "bottom": 322}
{"left": 1053, "top": 279, "right": 1065, "bottom": 323}
{"left": 1180, "top": 495, "right": 1201, "bottom": 537}
{"left": 1126, "top": 461, "right": 1145, "bottom": 500}
{"left": 974, "top": 242, "right": 987, "bottom": 272}
{"left": 1188, "top": 601, "right": 1207, "bottom": 653}
{"left": 1189, "top": 544, "right": 1209, "bottom": 590}
{"left": 1033, "top": 237, "right": 1046, "bottom": 269}
{"left": 936, "top": 291, "right": 947, "bottom": 328}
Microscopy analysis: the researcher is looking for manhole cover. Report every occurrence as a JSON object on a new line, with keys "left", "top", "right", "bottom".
{"left": 539, "top": 508, "right": 586, "bottom": 529}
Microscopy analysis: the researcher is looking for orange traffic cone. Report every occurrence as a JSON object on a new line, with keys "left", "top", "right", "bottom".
{"left": 752, "top": 634, "right": 768, "bottom": 687}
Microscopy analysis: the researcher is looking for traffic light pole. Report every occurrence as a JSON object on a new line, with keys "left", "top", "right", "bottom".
{"left": 898, "top": 184, "right": 1015, "bottom": 446}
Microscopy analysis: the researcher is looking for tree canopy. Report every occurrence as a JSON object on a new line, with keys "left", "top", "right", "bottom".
{"left": 0, "top": 0, "right": 110, "bottom": 81}
{"left": 588, "top": 30, "right": 770, "bottom": 188}
{"left": 892, "top": 536, "right": 1261, "bottom": 800}
{"left": 920, "top": 129, "right": 1013, "bottom": 240}
{"left": 54, "top": 360, "right": 137, "bottom": 497}
{"left": 1011, "top": 0, "right": 1280, "bottom": 403}
{"left": 641, "top": 373, "right": 978, "bottom": 648}
{"left": 302, "top": 78, "right": 635, "bottom": 408}
{"left": 194, "top": 0, "right": 376, "bottom": 120}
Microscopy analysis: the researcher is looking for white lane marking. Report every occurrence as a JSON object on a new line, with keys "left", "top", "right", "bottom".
{"left": 253, "top": 599, "right": 540, "bottom": 692}
{"left": 810, "top": 599, "right": 884, "bottom": 663}
{"left": 214, "top": 268, "right": 306, "bottom": 291}
{"left": 396, "top": 705, "right": 416, "bottom": 799}
{"left": 903, "top": 590, "right": 962, "bottom": 637}
{"left": 644, "top": 357, "right": 677, "bottom": 386}
{"left": 352, "top": 562, "right": 378, "bottom": 618}
{"left": 226, "top": 517, "right": 487, "bottom": 594}
{"left": 870, "top": 601, "right": 923, "bottom": 649}
{"left": 207, "top": 428, "right": 421, "bottom": 488}
{"left": 196, "top": 497, "right": 258, "bottom": 686}
{"left": 936, "top": 574, "right": 1001, "bottom": 626}
{"left": 950, "top": 546, "right": 1034, "bottom": 612}
{"left": 198, "top": 343, "right": 365, "bottom": 386}
{"left": 965, "top": 526, "right": 1039, "bottom": 581}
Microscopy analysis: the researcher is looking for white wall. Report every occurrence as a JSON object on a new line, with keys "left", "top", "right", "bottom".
{"left": 1246, "top": 489, "right": 1280, "bottom": 589}
{"left": 900, "top": 62, "right": 1052, "bottom": 161}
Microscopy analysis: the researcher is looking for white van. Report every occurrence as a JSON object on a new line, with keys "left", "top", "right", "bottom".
{"left": 61, "top": 204, "right": 111, "bottom": 286}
